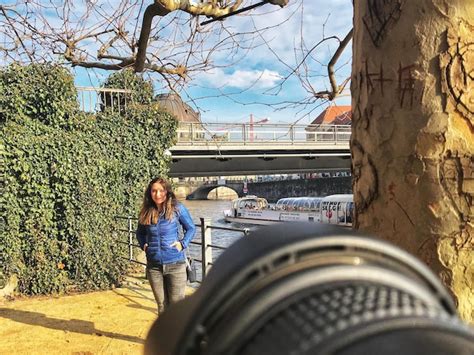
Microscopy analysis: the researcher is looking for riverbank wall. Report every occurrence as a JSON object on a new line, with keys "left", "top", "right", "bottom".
{"left": 246, "top": 177, "right": 352, "bottom": 202}
{"left": 176, "top": 177, "right": 352, "bottom": 201}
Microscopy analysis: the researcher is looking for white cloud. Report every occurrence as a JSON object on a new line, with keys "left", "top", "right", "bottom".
{"left": 223, "top": 0, "right": 354, "bottom": 67}
{"left": 200, "top": 68, "right": 283, "bottom": 89}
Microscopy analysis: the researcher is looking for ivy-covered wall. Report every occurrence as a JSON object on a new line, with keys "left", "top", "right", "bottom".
{"left": 0, "top": 64, "right": 177, "bottom": 295}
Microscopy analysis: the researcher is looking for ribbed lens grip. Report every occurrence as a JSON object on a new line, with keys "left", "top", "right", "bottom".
{"left": 240, "top": 282, "right": 435, "bottom": 355}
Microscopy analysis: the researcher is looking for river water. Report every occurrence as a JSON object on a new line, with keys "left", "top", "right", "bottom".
{"left": 180, "top": 199, "right": 259, "bottom": 281}
{"left": 181, "top": 199, "right": 258, "bottom": 249}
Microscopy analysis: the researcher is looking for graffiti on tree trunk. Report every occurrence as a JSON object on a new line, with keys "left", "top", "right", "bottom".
{"left": 440, "top": 21, "right": 474, "bottom": 127}
{"left": 351, "top": 140, "right": 378, "bottom": 222}
{"left": 358, "top": 60, "right": 422, "bottom": 109}
{"left": 363, "top": 0, "right": 405, "bottom": 47}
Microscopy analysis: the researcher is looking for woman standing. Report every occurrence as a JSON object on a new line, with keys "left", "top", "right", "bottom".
{"left": 136, "top": 177, "right": 196, "bottom": 314}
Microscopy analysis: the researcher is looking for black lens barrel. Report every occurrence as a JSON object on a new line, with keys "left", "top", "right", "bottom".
{"left": 146, "top": 224, "right": 474, "bottom": 355}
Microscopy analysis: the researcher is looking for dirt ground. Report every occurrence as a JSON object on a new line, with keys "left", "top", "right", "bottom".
{"left": 0, "top": 274, "right": 193, "bottom": 354}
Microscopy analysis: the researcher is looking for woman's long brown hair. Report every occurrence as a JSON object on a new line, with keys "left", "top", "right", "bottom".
{"left": 138, "top": 177, "right": 178, "bottom": 225}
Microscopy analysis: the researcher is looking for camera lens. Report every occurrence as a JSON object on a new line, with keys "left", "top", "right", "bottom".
{"left": 146, "top": 223, "right": 474, "bottom": 355}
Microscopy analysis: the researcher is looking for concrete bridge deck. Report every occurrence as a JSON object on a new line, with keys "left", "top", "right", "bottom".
{"left": 169, "top": 122, "right": 351, "bottom": 176}
{"left": 75, "top": 89, "right": 351, "bottom": 177}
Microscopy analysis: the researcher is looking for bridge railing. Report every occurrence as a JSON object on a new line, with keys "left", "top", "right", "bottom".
{"left": 76, "top": 87, "right": 351, "bottom": 145}
{"left": 175, "top": 122, "right": 351, "bottom": 145}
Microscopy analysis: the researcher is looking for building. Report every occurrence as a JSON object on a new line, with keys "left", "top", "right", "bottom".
{"left": 331, "top": 109, "right": 352, "bottom": 125}
{"left": 154, "top": 93, "right": 203, "bottom": 140}
{"left": 305, "top": 105, "right": 351, "bottom": 141}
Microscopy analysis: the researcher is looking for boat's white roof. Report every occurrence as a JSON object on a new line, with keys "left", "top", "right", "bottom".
{"left": 321, "top": 194, "right": 353, "bottom": 202}
{"left": 277, "top": 196, "right": 322, "bottom": 202}
{"left": 233, "top": 195, "right": 264, "bottom": 201}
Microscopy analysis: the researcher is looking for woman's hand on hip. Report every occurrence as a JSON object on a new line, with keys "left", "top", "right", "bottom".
{"left": 170, "top": 241, "right": 183, "bottom": 252}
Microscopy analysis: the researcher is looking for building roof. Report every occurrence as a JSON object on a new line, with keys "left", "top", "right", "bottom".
{"left": 154, "top": 93, "right": 201, "bottom": 123}
{"left": 310, "top": 105, "right": 351, "bottom": 125}
{"left": 331, "top": 110, "right": 352, "bottom": 125}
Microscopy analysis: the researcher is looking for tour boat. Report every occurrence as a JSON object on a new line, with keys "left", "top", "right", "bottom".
{"left": 223, "top": 194, "right": 353, "bottom": 226}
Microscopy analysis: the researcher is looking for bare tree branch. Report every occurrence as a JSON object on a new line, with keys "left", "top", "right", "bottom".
{"left": 321, "top": 28, "right": 353, "bottom": 100}
{"left": 0, "top": 1, "right": 289, "bottom": 81}
{"left": 0, "top": 5, "right": 34, "bottom": 62}
{"left": 1, "top": 0, "right": 353, "bottom": 124}
{"left": 135, "top": 3, "right": 171, "bottom": 72}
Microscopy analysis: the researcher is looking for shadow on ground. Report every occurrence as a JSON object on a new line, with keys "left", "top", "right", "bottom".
{"left": 0, "top": 308, "right": 144, "bottom": 344}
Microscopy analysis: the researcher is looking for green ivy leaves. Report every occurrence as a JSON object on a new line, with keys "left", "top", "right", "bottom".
{"left": 1, "top": 64, "right": 178, "bottom": 295}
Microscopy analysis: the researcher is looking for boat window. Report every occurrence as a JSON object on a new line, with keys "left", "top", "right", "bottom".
{"left": 275, "top": 199, "right": 283, "bottom": 209}
{"left": 303, "top": 199, "right": 311, "bottom": 210}
{"left": 297, "top": 200, "right": 303, "bottom": 210}
{"left": 315, "top": 200, "right": 321, "bottom": 211}
{"left": 347, "top": 202, "right": 354, "bottom": 223}
{"left": 295, "top": 199, "right": 304, "bottom": 209}
{"left": 292, "top": 199, "right": 300, "bottom": 211}
{"left": 276, "top": 198, "right": 291, "bottom": 210}
{"left": 309, "top": 198, "right": 321, "bottom": 211}
{"left": 287, "top": 199, "right": 295, "bottom": 211}
{"left": 337, "top": 202, "right": 344, "bottom": 223}
{"left": 293, "top": 199, "right": 301, "bottom": 210}
{"left": 258, "top": 198, "right": 268, "bottom": 209}
{"left": 239, "top": 199, "right": 257, "bottom": 209}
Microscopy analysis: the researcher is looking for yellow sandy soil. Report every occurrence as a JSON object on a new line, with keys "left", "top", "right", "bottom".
{"left": 0, "top": 275, "right": 189, "bottom": 355}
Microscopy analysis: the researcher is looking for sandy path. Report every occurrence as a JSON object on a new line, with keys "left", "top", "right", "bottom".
{"left": 0, "top": 276, "right": 184, "bottom": 354}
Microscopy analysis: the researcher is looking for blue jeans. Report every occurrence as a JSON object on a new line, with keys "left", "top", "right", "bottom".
{"left": 146, "top": 262, "right": 186, "bottom": 314}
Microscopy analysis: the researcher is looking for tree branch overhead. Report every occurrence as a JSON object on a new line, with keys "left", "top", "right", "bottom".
{"left": 0, "top": 1, "right": 289, "bottom": 77}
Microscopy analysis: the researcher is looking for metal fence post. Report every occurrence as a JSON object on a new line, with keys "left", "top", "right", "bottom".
{"left": 128, "top": 216, "right": 133, "bottom": 262}
{"left": 200, "top": 217, "right": 213, "bottom": 278}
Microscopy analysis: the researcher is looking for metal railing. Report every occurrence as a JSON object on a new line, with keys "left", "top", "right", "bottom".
{"left": 76, "top": 87, "right": 350, "bottom": 146}
{"left": 115, "top": 216, "right": 249, "bottom": 284}
{"left": 77, "top": 86, "right": 133, "bottom": 113}
{"left": 175, "top": 122, "right": 351, "bottom": 146}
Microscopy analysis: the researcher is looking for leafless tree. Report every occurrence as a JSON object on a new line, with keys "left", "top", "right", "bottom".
{"left": 0, "top": 1, "right": 288, "bottom": 89}
{"left": 1, "top": 0, "right": 354, "bottom": 112}
{"left": 182, "top": 3, "right": 353, "bottom": 121}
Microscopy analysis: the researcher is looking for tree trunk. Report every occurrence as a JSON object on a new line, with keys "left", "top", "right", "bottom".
{"left": 351, "top": 0, "right": 473, "bottom": 321}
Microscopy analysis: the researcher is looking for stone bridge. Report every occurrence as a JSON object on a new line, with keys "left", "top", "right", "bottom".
{"left": 186, "top": 181, "right": 245, "bottom": 200}
{"left": 186, "top": 177, "right": 352, "bottom": 202}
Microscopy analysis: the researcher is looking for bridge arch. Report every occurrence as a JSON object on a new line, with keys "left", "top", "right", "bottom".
{"left": 186, "top": 183, "right": 244, "bottom": 200}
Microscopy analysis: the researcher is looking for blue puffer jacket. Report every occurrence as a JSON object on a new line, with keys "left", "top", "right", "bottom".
{"left": 136, "top": 203, "right": 196, "bottom": 265}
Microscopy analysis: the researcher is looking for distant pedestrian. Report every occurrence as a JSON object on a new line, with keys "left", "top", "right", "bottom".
{"left": 136, "top": 177, "right": 196, "bottom": 314}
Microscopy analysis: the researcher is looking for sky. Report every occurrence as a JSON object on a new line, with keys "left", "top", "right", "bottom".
{"left": 181, "top": 0, "right": 354, "bottom": 125}
{"left": 4, "top": 0, "right": 354, "bottom": 125}
{"left": 72, "top": 0, "right": 353, "bottom": 125}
